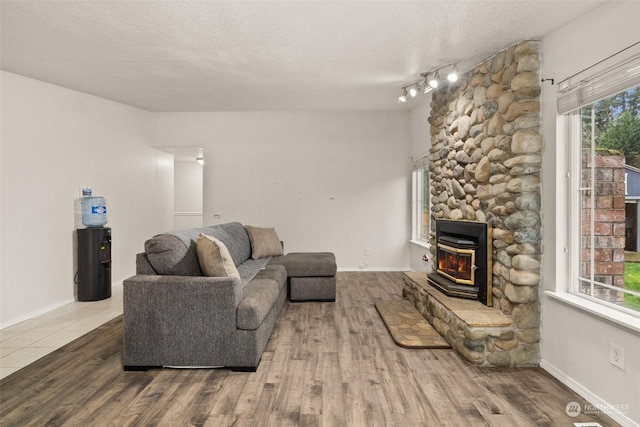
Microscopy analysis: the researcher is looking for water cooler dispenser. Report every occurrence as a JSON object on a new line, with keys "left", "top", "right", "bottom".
{"left": 76, "top": 188, "right": 111, "bottom": 301}
{"left": 77, "top": 227, "right": 112, "bottom": 301}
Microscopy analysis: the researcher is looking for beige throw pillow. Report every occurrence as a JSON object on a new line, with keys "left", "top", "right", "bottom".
{"left": 196, "top": 233, "right": 240, "bottom": 278}
{"left": 244, "top": 225, "right": 284, "bottom": 259}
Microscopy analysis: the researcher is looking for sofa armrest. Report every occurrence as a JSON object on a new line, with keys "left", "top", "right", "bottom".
{"left": 122, "top": 274, "right": 243, "bottom": 367}
{"left": 125, "top": 274, "right": 243, "bottom": 307}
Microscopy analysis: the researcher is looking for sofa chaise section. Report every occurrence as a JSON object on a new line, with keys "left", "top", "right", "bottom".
{"left": 269, "top": 252, "right": 337, "bottom": 301}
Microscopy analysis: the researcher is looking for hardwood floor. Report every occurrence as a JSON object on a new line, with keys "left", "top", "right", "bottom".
{"left": 0, "top": 272, "right": 617, "bottom": 426}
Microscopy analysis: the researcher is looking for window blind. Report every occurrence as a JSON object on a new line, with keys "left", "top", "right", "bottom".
{"left": 557, "top": 49, "right": 640, "bottom": 114}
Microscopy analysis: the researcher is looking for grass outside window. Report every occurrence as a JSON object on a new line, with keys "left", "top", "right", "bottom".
{"left": 624, "top": 262, "right": 640, "bottom": 310}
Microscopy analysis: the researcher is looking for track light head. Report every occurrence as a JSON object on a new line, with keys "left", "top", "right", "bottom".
{"left": 447, "top": 64, "right": 458, "bottom": 82}
{"left": 398, "top": 88, "right": 408, "bottom": 103}
{"left": 409, "top": 84, "right": 418, "bottom": 97}
{"left": 429, "top": 71, "right": 439, "bottom": 89}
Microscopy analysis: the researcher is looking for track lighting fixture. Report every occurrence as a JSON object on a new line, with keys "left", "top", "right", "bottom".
{"left": 398, "top": 62, "right": 461, "bottom": 102}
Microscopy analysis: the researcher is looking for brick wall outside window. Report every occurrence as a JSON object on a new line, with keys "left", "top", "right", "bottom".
{"left": 581, "top": 153, "right": 626, "bottom": 302}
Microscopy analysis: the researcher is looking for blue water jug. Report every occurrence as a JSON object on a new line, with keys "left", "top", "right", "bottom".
{"left": 81, "top": 196, "right": 108, "bottom": 227}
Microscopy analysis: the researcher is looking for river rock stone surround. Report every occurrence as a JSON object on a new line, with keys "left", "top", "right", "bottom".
{"left": 414, "top": 40, "right": 542, "bottom": 366}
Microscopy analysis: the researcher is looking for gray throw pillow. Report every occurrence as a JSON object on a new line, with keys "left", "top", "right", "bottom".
{"left": 145, "top": 234, "right": 201, "bottom": 276}
{"left": 196, "top": 233, "right": 240, "bottom": 278}
{"left": 244, "top": 225, "right": 284, "bottom": 259}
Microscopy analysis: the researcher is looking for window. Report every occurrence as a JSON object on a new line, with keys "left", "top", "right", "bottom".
{"left": 412, "top": 161, "right": 430, "bottom": 242}
{"left": 561, "top": 51, "right": 640, "bottom": 315}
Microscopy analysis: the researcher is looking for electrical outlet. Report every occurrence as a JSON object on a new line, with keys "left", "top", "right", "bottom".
{"left": 609, "top": 342, "right": 625, "bottom": 370}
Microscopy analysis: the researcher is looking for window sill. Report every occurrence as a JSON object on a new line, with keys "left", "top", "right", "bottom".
{"left": 409, "top": 239, "right": 430, "bottom": 249}
{"left": 544, "top": 290, "right": 640, "bottom": 334}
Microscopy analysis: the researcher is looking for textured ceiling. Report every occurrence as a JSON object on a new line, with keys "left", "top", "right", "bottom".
{"left": 1, "top": 1, "right": 606, "bottom": 112}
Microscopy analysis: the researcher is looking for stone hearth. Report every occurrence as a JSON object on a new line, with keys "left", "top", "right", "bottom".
{"left": 403, "top": 272, "right": 539, "bottom": 366}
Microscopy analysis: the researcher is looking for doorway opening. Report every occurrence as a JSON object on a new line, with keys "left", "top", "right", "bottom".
{"left": 157, "top": 147, "right": 204, "bottom": 229}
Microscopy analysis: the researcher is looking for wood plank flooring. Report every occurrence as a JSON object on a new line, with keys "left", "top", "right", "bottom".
{"left": 0, "top": 272, "right": 618, "bottom": 426}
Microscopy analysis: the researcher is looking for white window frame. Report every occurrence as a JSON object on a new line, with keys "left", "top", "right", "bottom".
{"left": 550, "top": 113, "right": 640, "bottom": 333}
{"left": 566, "top": 109, "right": 640, "bottom": 318}
{"left": 411, "top": 158, "right": 430, "bottom": 244}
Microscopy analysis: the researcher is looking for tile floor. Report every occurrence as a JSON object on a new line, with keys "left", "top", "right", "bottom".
{"left": 0, "top": 285, "right": 123, "bottom": 380}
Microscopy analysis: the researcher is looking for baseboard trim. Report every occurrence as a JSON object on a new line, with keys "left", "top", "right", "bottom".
{"left": 1, "top": 281, "right": 125, "bottom": 329}
{"left": 540, "top": 359, "right": 636, "bottom": 426}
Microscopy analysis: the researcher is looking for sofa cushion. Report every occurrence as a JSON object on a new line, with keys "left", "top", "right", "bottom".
{"left": 196, "top": 233, "right": 240, "bottom": 279}
{"left": 245, "top": 225, "right": 284, "bottom": 259}
{"left": 144, "top": 234, "right": 201, "bottom": 276}
{"left": 253, "top": 264, "right": 287, "bottom": 285}
{"left": 236, "top": 278, "right": 283, "bottom": 330}
{"left": 212, "top": 222, "right": 252, "bottom": 266}
{"left": 268, "top": 252, "right": 337, "bottom": 277}
{"left": 171, "top": 222, "right": 252, "bottom": 267}
{"left": 136, "top": 253, "right": 158, "bottom": 275}
{"left": 236, "top": 258, "right": 272, "bottom": 285}
{"left": 144, "top": 222, "right": 252, "bottom": 276}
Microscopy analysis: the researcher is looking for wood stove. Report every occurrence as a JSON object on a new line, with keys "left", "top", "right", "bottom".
{"left": 428, "top": 219, "right": 492, "bottom": 306}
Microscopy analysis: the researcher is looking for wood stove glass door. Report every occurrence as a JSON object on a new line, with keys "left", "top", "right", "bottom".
{"left": 437, "top": 244, "right": 476, "bottom": 285}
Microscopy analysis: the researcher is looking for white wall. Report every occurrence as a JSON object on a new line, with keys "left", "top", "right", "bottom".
{"left": 540, "top": 2, "right": 640, "bottom": 425}
{"left": 408, "top": 97, "right": 431, "bottom": 160}
{"left": 0, "top": 72, "right": 174, "bottom": 327}
{"left": 408, "top": 96, "right": 432, "bottom": 272}
{"left": 152, "top": 111, "right": 411, "bottom": 270}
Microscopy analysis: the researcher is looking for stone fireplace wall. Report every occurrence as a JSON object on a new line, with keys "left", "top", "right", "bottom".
{"left": 427, "top": 40, "right": 542, "bottom": 365}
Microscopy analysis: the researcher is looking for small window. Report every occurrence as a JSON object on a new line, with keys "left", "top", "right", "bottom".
{"left": 412, "top": 166, "right": 430, "bottom": 242}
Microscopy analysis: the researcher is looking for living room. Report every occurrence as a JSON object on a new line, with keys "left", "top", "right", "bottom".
{"left": 1, "top": 1, "right": 639, "bottom": 425}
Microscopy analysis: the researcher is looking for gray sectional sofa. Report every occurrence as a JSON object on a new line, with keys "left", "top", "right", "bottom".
{"left": 123, "top": 222, "right": 335, "bottom": 371}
